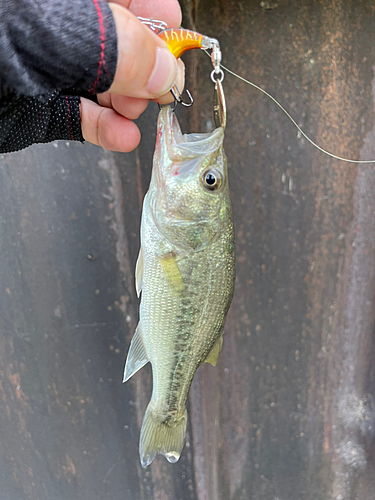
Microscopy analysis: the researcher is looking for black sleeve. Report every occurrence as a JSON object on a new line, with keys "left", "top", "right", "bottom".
{"left": 0, "top": 0, "right": 118, "bottom": 153}
{"left": 0, "top": 0, "right": 118, "bottom": 97}
{"left": 0, "top": 92, "right": 84, "bottom": 154}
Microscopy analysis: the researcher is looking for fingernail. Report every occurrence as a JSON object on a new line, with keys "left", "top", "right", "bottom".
{"left": 147, "top": 47, "right": 177, "bottom": 96}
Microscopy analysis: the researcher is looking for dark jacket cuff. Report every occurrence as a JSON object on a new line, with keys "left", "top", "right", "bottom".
{"left": 0, "top": 93, "right": 84, "bottom": 154}
{"left": 47, "top": 95, "right": 84, "bottom": 142}
{"left": 0, "top": 0, "right": 118, "bottom": 97}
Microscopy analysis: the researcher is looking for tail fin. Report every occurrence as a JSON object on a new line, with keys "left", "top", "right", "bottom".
{"left": 139, "top": 404, "right": 187, "bottom": 468}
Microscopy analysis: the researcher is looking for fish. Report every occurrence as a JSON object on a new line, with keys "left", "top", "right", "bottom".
{"left": 123, "top": 104, "right": 235, "bottom": 468}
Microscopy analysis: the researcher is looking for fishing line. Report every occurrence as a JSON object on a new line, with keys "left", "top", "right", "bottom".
{"left": 203, "top": 50, "right": 375, "bottom": 164}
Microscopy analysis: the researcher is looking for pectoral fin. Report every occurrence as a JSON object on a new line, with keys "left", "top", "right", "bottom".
{"left": 204, "top": 335, "right": 223, "bottom": 366}
{"left": 135, "top": 248, "right": 144, "bottom": 298}
{"left": 123, "top": 323, "right": 149, "bottom": 382}
{"left": 159, "top": 252, "right": 184, "bottom": 293}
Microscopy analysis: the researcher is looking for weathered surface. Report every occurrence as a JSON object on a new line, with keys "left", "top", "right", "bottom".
{"left": 0, "top": 0, "right": 375, "bottom": 498}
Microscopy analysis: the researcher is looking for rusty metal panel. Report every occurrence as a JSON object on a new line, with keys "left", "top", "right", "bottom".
{"left": 0, "top": 1, "right": 375, "bottom": 499}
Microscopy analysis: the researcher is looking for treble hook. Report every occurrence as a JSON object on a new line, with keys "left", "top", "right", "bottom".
{"left": 213, "top": 73, "right": 226, "bottom": 129}
{"left": 136, "top": 17, "right": 167, "bottom": 33}
{"left": 170, "top": 84, "right": 194, "bottom": 107}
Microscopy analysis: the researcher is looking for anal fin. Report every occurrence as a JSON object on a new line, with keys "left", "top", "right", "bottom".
{"left": 204, "top": 335, "right": 223, "bottom": 366}
{"left": 123, "top": 323, "right": 149, "bottom": 382}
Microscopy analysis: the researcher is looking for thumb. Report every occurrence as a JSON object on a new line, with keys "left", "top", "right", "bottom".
{"left": 108, "top": 3, "right": 178, "bottom": 99}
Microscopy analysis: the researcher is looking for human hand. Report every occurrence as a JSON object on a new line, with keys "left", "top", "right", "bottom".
{"left": 80, "top": 0, "right": 184, "bottom": 152}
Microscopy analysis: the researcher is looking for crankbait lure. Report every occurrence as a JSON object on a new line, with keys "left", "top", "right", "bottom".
{"left": 138, "top": 17, "right": 223, "bottom": 107}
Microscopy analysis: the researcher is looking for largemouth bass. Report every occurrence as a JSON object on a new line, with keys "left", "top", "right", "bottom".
{"left": 123, "top": 105, "right": 235, "bottom": 468}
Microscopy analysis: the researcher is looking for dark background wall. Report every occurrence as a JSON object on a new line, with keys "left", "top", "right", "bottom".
{"left": 1, "top": 1, "right": 375, "bottom": 499}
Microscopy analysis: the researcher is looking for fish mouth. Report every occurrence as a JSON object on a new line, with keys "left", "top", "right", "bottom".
{"left": 151, "top": 106, "right": 224, "bottom": 189}
{"left": 157, "top": 106, "right": 224, "bottom": 165}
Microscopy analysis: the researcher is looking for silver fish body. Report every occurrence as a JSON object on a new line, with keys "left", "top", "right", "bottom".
{"left": 124, "top": 106, "right": 235, "bottom": 468}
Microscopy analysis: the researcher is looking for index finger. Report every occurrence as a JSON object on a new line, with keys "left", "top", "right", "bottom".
{"left": 109, "top": 0, "right": 182, "bottom": 27}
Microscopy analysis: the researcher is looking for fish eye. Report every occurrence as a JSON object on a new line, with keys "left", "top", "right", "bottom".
{"left": 202, "top": 169, "right": 222, "bottom": 191}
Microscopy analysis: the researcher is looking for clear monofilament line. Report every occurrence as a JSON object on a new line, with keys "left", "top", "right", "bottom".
{"left": 203, "top": 50, "right": 375, "bottom": 164}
